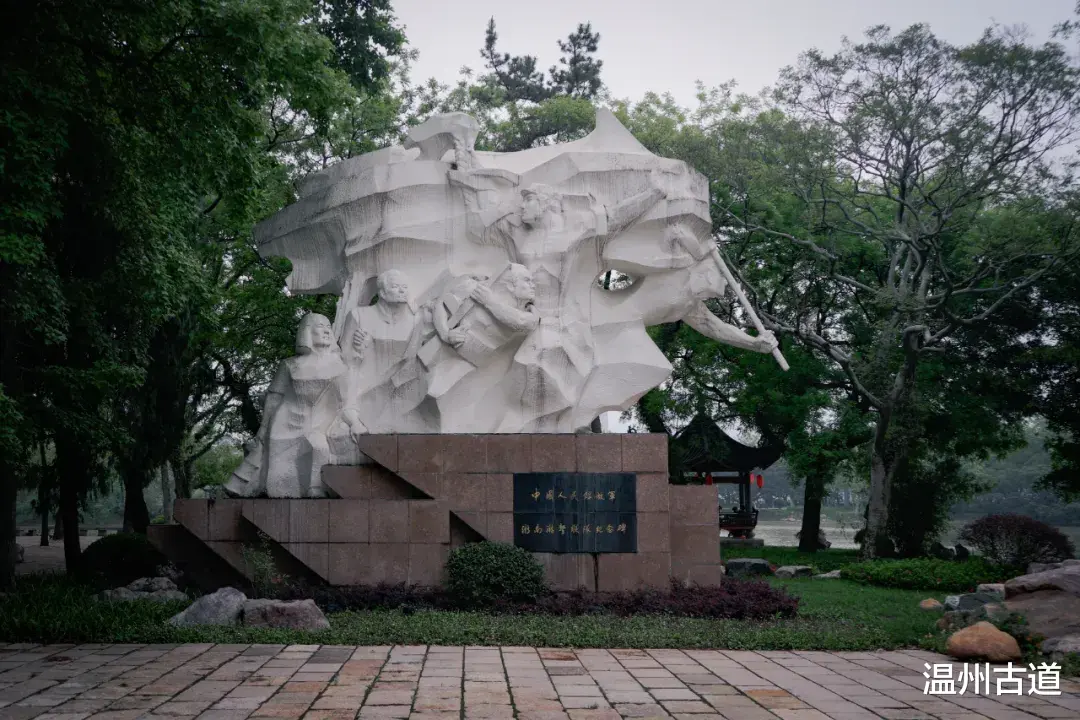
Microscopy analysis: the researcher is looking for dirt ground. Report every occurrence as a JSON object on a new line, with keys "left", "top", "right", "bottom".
{"left": 15, "top": 535, "right": 99, "bottom": 575}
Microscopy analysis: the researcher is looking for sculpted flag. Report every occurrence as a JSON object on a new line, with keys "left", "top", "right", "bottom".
{"left": 227, "top": 110, "right": 780, "bottom": 498}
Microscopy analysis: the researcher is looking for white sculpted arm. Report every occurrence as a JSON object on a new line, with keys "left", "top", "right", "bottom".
{"left": 340, "top": 310, "right": 369, "bottom": 362}
{"left": 684, "top": 301, "right": 778, "bottom": 354}
{"left": 603, "top": 173, "right": 668, "bottom": 237}
{"left": 471, "top": 284, "right": 539, "bottom": 333}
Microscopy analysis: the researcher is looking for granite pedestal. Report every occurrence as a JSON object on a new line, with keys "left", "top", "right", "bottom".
{"left": 150, "top": 434, "right": 723, "bottom": 592}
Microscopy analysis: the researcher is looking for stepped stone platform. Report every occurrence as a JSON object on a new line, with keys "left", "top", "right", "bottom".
{"left": 150, "top": 433, "right": 723, "bottom": 591}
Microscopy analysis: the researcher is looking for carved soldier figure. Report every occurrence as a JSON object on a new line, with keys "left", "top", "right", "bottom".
{"left": 226, "top": 313, "right": 356, "bottom": 499}
{"left": 337, "top": 269, "right": 431, "bottom": 432}
{"left": 417, "top": 264, "right": 540, "bottom": 427}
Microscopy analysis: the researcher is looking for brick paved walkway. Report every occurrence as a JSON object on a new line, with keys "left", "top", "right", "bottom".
{"left": 1, "top": 644, "right": 1078, "bottom": 720}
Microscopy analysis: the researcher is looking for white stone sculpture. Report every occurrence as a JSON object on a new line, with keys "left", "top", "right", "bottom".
{"left": 236, "top": 108, "right": 782, "bottom": 495}
{"left": 226, "top": 314, "right": 353, "bottom": 499}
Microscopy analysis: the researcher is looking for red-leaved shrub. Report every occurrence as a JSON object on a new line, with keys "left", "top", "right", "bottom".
{"left": 958, "top": 514, "right": 1075, "bottom": 572}
{"left": 276, "top": 578, "right": 798, "bottom": 620}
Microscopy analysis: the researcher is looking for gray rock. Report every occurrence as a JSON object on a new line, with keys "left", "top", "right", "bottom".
{"left": 1042, "top": 634, "right": 1080, "bottom": 656}
{"left": 127, "top": 577, "right": 177, "bottom": 593}
{"left": 815, "top": 569, "right": 842, "bottom": 579}
{"left": 1005, "top": 590, "right": 1080, "bottom": 642}
{"left": 976, "top": 583, "right": 1005, "bottom": 601}
{"left": 99, "top": 587, "right": 139, "bottom": 602}
{"left": 1026, "top": 559, "right": 1080, "bottom": 575}
{"left": 242, "top": 599, "right": 329, "bottom": 630}
{"left": 1005, "top": 564, "right": 1080, "bottom": 599}
{"left": 774, "top": 565, "right": 813, "bottom": 578}
{"left": 945, "top": 595, "right": 961, "bottom": 610}
{"left": 168, "top": 587, "right": 247, "bottom": 627}
{"left": 953, "top": 592, "right": 999, "bottom": 612}
{"left": 724, "top": 558, "right": 773, "bottom": 578}
{"left": 97, "top": 585, "right": 187, "bottom": 603}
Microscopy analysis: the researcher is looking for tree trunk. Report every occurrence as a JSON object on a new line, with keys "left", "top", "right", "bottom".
{"left": 122, "top": 469, "right": 150, "bottom": 534}
{"left": 160, "top": 463, "right": 174, "bottom": 523}
{"left": 53, "top": 510, "right": 63, "bottom": 540}
{"left": 798, "top": 471, "right": 825, "bottom": 553}
{"left": 0, "top": 462, "right": 17, "bottom": 590}
{"left": 171, "top": 450, "right": 192, "bottom": 499}
{"left": 863, "top": 440, "right": 894, "bottom": 559}
{"left": 38, "top": 452, "right": 49, "bottom": 547}
{"left": 59, "top": 466, "right": 82, "bottom": 572}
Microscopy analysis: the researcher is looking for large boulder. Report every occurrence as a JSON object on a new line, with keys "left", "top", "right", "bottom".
{"left": 1026, "top": 559, "right": 1080, "bottom": 575}
{"left": 1004, "top": 590, "right": 1080, "bottom": 640}
{"left": 168, "top": 587, "right": 247, "bottom": 627}
{"left": 814, "top": 569, "right": 842, "bottom": 579}
{"left": 774, "top": 565, "right": 813, "bottom": 579}
{"left": 1006, "top": 563, "right": 1080, "bottom": 598}
{"left": 724, "top": 558, "right": 773, "bottom": 578}
{"left": 242, "top": 599, "right": 330, "bottom": 630}
{"left": 919, "top": 598, "right": 943, "bottom": 612}
{"left": 946, "top": 621, "right": 1022, "bottom": 662}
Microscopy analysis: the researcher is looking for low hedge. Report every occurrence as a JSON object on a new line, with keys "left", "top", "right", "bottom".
{"left": 277, "top": 577, "right": 799, "bottom": 620}
{"left": 76, "top": 532, "right": 168, "bottom": 589}
{"left": 840, "top": 557, "right": 1010, "bottom": 592}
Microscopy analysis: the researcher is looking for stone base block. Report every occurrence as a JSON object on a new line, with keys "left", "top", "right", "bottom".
{"left": 158, "top": 434, "right": 725, "bottom": 591}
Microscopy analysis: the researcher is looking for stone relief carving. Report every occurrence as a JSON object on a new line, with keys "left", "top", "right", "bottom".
{"left": 232, "top": 109, "right": 784, "bottom": 496}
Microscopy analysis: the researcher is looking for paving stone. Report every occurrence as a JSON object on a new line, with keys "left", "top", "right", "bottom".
{"left": 2, "top": 645, "right": 1079, "bottom": 720}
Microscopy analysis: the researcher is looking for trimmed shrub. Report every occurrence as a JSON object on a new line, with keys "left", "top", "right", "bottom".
{"left": 840, "top": 557, "right": 1009, "bottom": 592}
{"left": 958, "top": 514, "right": 1075, "bottom": 573}
{"left": 445, "top": 542, "right": 548, "bottom": 607}
{"left": 77, "top": 532, "right": 168, "bottom": 589}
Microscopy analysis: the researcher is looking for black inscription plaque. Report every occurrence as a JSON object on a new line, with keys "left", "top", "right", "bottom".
{"left": 512, "top": 472, "right": 637, "bottom": 553}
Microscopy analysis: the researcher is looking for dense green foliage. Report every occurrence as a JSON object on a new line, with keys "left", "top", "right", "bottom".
{"left": 76, "top": 533, "right": 169, "bottom": 589}
{"left": 840, "top": 558, "right": 1010, "bottom": 592}
{"left": 959, "top": 514, "right": 1076, "bottom": 572}
{"left": 445, "top": 542, "right": 548, "bottom": 606}
{"left": 0, "top": 0, "right": 406, "bottom": 584}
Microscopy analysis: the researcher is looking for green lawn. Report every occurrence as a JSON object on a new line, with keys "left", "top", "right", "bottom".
{"left": 1, "top": 573, "right": 945, "bottom": 651}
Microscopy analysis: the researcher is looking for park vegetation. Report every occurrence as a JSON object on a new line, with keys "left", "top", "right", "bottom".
{"left": 2, "top": 0, "right": 1080, "bottom": 592}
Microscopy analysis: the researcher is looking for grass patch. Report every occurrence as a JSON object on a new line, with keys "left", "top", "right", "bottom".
{"left": 1, "top": 573, "right": 944, "bottom": 651}
{"left": 840, "top": 557, "right": 1010, "bottom": 592}
{"left": 721, "top": 547, "right": 861, "bottom": 573}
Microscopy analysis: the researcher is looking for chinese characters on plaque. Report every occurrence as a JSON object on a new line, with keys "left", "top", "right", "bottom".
{"left": 512, "top": 473, "right": 637, "bottom": 553}
{"left": 922, "top": 662, "right": 1061, "bottom": 696}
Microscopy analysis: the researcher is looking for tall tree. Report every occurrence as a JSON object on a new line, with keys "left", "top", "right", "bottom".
{"left": 0, "top": 0, "right": 403, "bottom": 581}
{"left": 725, "top": 24, "right": 1080, "bottom": 556}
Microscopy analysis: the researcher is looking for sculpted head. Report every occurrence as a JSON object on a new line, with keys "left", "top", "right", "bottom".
{"left": 520, "top": 184, "right": 562, "bottom": 227}
{"left": 296, "top": 313, "right": 334, "bottom": 355}
{"left": 500, "top": 263, "right": 536, "bottom": 303}
{"left": 377, "top": 269, "right": 410, "bottom": 304}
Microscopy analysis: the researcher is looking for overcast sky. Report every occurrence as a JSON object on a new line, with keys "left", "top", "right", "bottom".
{"left": 393, "top": 0, "right": 1076, "bottom": 108}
